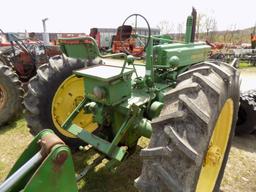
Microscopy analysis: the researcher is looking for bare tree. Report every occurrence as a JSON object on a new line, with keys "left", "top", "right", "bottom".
{"left": 211, "top": 19, "right": 218, "bottom": 41}
{"left": 229, "top": 24, "right": 237, "bottom": 44}
{"left": 196, "top": 13, "right": 218, "bottom": 41}
{"left": 157, "top": 20, "right": 174, "bottom": 34}
{"left": 223, "top": 30, "right": 230, "bottom": 44}
{"left": 196, "top": 13, "right": 205, "bottom": 40}
{"left": 177, "top": 23, "right": 184, "bottom": 41}
{"left": 223, "top": 25, "right": 237, "bottom": 46}
{"left": 204, "top": 17, "right": 214, "bottom": 37}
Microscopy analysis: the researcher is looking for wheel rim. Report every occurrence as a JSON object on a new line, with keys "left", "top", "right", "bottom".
{"left": 0, "top": 84, "right": 7, "bottom": 110}
{"left": 51, "top": 75, "right": 98, "bottom": 138}
{"left": 196, "top": 99, "right": 234, "bottom": 192}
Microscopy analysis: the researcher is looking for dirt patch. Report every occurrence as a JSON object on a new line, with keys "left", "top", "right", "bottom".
{"left": 239, "top": 67, "right": 256, "bottom": 92}
{"left": 221, "top": 135, "right": 256, "bottom": 192}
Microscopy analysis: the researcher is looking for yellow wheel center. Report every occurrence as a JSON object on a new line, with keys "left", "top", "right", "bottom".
{"left": 196, "top": 99, "right": 234, "bottom": 192}
{"left": 51, "top": 75, "right": 98, "bottom": 138}
{"left": 204, "top": 143, "right": 221, "bottom": 167}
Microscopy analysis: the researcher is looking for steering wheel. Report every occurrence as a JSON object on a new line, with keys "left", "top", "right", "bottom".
{"left": 120, "top": 14, "right": 151, "bottom": 56}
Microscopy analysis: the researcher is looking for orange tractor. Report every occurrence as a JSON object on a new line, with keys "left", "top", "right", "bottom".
{"left": 0, "top": 30, "right": 61, "bottom": 126}
{"left": 251, "top": 27, "right": 256, "bottom": 49}
{"left": 111, "top": 25, "right": 144, "bottom": 57}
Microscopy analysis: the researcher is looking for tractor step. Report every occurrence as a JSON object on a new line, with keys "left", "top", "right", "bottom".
{"left": 64, "top": 123, "right": 127, "bottom": 161}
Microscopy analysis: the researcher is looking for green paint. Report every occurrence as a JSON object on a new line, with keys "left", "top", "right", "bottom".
{"left": 59, "top": 36, "right": 127, "bottom": 60}
{"left": 49, "top": 11, "right": 213, "bottom": 165}
{"left": 5, "top": 12, "right": 214, "bottom": 191}
{"left": 74, "top": 65, "right": 133, "bottom": 106}
{"left": 60, "top": 27, "right": 211, "bottom": 162}
{"left": 185, "top": 16, "right": 193, "bottom": 43}
{"left": 62, "top": 97, "right": 87, "bottom": 129}
{"left": 66, "top": 123, "right": 127, "bottom": 161}
{"left": 3, "top": 130, "right": 77, "bottom": 192}
{"left": 23, "top": 145, "right": 77, "bottom": 192}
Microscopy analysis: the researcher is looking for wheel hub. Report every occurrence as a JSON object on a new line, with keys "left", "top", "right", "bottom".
{"left": 204, "top": 143, "right": 221, "bottom": 167}
{"left": 51, "top": 75, "right": 98, "bottom": 138}
{"left": 0, "top": 84, "right": 7, "bottom": 110}
{"left": 73, "top": 96, "right": 84, "bottom": 108}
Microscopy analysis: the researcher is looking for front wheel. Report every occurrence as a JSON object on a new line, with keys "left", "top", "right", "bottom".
{"left": 135, "top": 61, "right": 240, "bottom": 192}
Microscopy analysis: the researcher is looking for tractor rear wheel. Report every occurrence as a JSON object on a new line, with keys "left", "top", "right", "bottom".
{"left": 24, "top": 56, "right": 99, "bottom": 150}
{"left": 0, "top": 62, "right": 24, "bottom": 126}
{"left": 135, "top": 61, "right": 240, "bottom": 192}
{"left": 236, "top": 89, "right": 256, "bottom": 135}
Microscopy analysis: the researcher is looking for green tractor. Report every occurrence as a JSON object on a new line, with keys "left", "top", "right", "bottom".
{"left": 1, "top": 11, "right": 240, "bottom": 192}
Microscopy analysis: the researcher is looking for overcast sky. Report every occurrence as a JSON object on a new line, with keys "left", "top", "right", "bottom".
{"left": 0, "top": 0, "right": 255, "bottom": 33}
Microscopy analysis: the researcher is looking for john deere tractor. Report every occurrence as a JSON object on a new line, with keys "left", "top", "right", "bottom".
{"left": 1, "top": 10, "right": 240, "bottom": 192}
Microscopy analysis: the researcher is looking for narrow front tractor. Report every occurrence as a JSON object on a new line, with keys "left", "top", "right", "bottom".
{"left": 2, "top": 10, "right": 240, "bottom": 192}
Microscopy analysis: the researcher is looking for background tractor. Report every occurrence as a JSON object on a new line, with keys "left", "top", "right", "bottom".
{"left": 111, "top": 25, "right": 144, "bottom": 57}
{"left": 1, "top": 10, "right": 240, "bottom": 192}
{"left": 251, "top": 25, "right": 256, "bottom": 50}
{"left": 236, "top": 89, "right": 256, "bottom": 135}
{"left": 0, "top": 30, "right": 61, "bottom": 126}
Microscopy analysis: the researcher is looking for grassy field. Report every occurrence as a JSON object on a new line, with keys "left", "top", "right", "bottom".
{"left": 0, "top": 65, "right": 256, "bottom": 191}
{"left": 0, "top": 119, "right": 32, "bottom": 180}
{"left": 0, "top": 118, "right": 256, "bottom": 192}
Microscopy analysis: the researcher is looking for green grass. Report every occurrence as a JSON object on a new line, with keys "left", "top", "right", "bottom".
{"left": 1, "top": 118, "right": 256, "bottom": 191}
{"left": 0, "top": 118, "right": 33, "bottom": 181}
{"left": 0, "top": 118, "right": 149, "bottom": 191}
{"left": 239, "top": 62, "right": 254, "bottom": 68}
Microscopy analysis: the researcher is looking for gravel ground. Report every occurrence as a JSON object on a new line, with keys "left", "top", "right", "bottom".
{"left": 221, "top": 135, "right": 256, "bottom": 192}
{"left": 240, "top": 67, "right": 256, "bottom": 92}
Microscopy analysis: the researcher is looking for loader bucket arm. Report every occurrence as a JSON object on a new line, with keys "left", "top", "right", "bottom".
{"left": 0, "top": 130, "right": 77, "bottom": 192}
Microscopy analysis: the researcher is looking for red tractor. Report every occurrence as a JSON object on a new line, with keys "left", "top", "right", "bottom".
{"left": 0, "top": 30, "right": 62, "bottom": 126}
{"left": 250, "top": 24, "right": 256, "bottom": 49}
{"left": 111, "top": 25, "right": 144, "bottom": 57}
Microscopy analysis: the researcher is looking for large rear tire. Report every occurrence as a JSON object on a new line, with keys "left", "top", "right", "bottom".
{"left": 24, "top": 56, "right": 99, "bottom": 150}
{"left": 0, "top": 62, "right": 23, "bottom": 126}
{"left": 236, "top": 89, "right": 256, "bottom": 135}
{"left": 135, "top": 61, "right": 240, "bottom": 192}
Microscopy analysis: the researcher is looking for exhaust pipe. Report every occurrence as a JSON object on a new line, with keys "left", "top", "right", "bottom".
{"left": 191, "top": 7, "right": 197, "bottom": 43}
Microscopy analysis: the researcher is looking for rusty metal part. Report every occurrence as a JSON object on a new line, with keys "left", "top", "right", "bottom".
{"left": 204, "top": 144, "right": 221, "bottom": 166}
{"left": 53, "top": 151, "right": 68, "bottom": 165}
{"left": 0, "top": 84, "right": 7, "bottom": 110}
{"left": 39, "top": 133, "right": 65, "bottom": 157}
{"left": 52, "top": 150, "right": 69, "bottom": 173}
